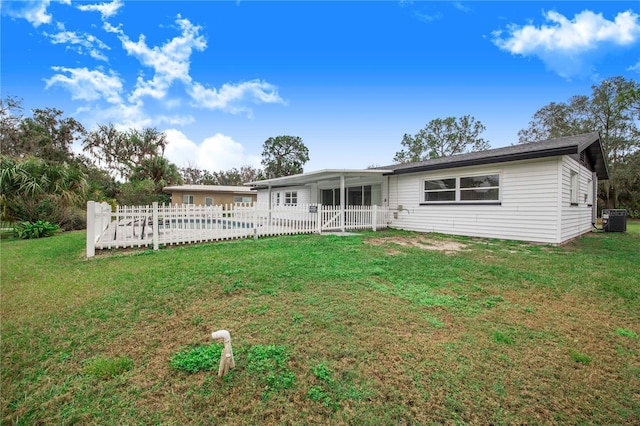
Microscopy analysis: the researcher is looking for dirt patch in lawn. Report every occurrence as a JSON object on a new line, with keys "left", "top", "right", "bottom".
{"left": 365, "top": 235, "right": 467, "bottom": 255}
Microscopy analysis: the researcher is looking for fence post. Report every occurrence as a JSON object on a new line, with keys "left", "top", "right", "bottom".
{"left": 253, "top": 203, "right": 259, "bottom": 240}
{"left": 372, "top": 205, "right": 377, "bottom": 232}
{"left": 86, "top": 201, "right": 95, "bottom": 258}
{"left": 152, "top": 202, "right": 159, "bottom": 251}
{"left": 317, "top": 204, "right": 322, "bottom": 234}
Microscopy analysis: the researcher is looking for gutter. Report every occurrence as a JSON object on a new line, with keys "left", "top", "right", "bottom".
{"left": 387, "top": 146, "right": 578, "bottom": 176}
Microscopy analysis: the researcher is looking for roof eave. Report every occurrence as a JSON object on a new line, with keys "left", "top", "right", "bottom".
{"left": 387, "top": 146, "right": 578, "bottom": 175}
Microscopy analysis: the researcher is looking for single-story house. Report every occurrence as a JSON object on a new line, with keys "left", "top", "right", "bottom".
{"left": 163, "top": 185, "right": 257, "bottom": 206}
{"left": 246, "top": 132, "right": 608, "bottom": 244}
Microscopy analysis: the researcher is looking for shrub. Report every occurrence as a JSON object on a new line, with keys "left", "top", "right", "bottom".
{"left": 13, "top": 220, "right": 59, "bottom": 239}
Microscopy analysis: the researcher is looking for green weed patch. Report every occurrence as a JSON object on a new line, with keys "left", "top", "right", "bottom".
{"left": 170, "top": 343, "right": 224, "bottom": 373}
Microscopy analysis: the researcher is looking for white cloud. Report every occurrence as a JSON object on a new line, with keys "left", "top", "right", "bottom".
{"left": 413, "top": 11, "right": 442, "bottom": 23}
{"left": 493, "top": 10, "right": 640, "bottom": 78}
{"left": 164, "top": 129, "right": 258, "bottom": 171}
{"left": 189, "top": 80, "right": 285, "bottom": 114}
{"left": 45, "top": 67, "right": 123, "bottom": 103}
{"left": 453, "top": 2, "right": 471, "bottom": 13}
{"left": 110, "top": 14, "right": 284, "bottom": 115}
{"left": 115, "top": 15, "right": 207, "bottom": 102}
{"left": 78, "top": 102, "right": 196, "bottom": 134}
{"left": 3, "top": 0, "right": 53, "bottom": 27}
{"left": 628, "top": 59, "right": 640, "bottom": 73}
{"left": 76, "top": 0, "right": 123, "bottom": 20}
{"left": 43, "top": 29, "right": 110, "bottom": 61}
{"left": 38, "top": 13, "right": 283, "bottom": 140}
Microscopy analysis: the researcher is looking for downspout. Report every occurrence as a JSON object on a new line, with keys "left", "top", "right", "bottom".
{"left": 592, "top": 172, "right": 597, "bottom": 224}
{"left": 556, "top": 157, "right": 563, "bottom": 244}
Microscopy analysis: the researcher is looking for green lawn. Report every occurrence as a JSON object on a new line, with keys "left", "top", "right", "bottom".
{"left": 1, "top": 224, "right": 639, "bottom": 424}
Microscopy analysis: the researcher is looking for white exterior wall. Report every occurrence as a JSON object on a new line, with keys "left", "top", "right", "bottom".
{"left": 387, "top": 158, "right": 566, "bottom": 244}
{"left": 559, "top": 156, "right": 596, "bottom": 242}
{"left": 256, "top": 186, "right": 312, "bottom": 206}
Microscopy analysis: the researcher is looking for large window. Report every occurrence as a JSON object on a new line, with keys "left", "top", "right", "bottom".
{"left": 422, "top": 174, "right": 500, "bottom": 204}
{"left": 183, "top": 194, "right": 194, "bottom": 204}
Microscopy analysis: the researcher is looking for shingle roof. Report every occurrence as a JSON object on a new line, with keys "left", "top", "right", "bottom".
{"left": 375, "top": 132, "right": 609, "bottom": 179}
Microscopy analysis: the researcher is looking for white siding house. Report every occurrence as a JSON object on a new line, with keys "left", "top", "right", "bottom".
{"left": 247, "top": 133, "right": 608, "bottom": 245}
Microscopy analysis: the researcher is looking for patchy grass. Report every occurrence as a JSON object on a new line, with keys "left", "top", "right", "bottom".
{"left": 1, "top": 222, "right": 639, "bottom": 424}
{"left": 83, "top": 356, "right": 133, "bottom": 380}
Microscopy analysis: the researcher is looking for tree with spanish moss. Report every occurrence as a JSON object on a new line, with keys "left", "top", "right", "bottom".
{"left": 518, "top": 76, "right": 640, "bottom": 212}
{"left": 83, "top": 124, "right": 168, "bottom": 180}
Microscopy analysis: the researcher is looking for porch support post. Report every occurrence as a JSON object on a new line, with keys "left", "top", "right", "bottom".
{"left": 268, "top": 184, "right": 272, "bottom": 227}
{"left": 372, "top": 204, "right": 377, "bottom": 232}
{"left": 340, "top": 174, "right": 345, "bottom": 232}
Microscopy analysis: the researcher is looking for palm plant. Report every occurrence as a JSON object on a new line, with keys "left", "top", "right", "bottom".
{"left": 0, "top": 155, "right": 88, "bottom": 227}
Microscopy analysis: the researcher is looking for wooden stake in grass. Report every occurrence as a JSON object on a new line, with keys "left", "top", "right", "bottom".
{"left": 211, "top": 330, "right": 235, "bottom": 377}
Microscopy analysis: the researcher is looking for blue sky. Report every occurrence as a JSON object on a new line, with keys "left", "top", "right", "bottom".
{"left": 2, "top": 1, "right": 639, "bottom": 172}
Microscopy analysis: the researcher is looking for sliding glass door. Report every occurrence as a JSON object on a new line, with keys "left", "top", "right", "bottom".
{"left": 321, "top": 185, "right": 377, "bottom": 206}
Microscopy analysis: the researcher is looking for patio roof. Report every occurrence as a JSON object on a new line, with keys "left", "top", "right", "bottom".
{"left": 246, "top": 169, "right": 393, "bottom": 189}
{"left": 163, "top": 185, "right": 256, "bottom": 194}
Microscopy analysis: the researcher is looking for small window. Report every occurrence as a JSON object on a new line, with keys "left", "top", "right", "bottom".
{"left": 205, "top": 197, "right": 214, "bottom": 206}
{"left": 183, "top": 194, "right": 194, "bottom": 204}
{"left": 272, "top": 192, "right": 281, "bottom": 206}
{"left": 570, "top": 171, "right": 579, "bottom": 205}
{"left": 233, "top": 196, "right": 253, "bottom": 203}
{"left": 285, "top": 191, "right": 298, "bottom": 206}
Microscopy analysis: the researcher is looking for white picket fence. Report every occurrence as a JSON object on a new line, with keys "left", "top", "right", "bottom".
{"left": 86, "top": 201, "right": 390, "bottom": 257}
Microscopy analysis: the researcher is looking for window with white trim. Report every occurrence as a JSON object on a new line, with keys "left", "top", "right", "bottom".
{"left": 586, "top": 178, "right": 593, "bottom": 206}
{"left": 422, "top": 174, "right": 500, "bottom": 204}
{"left": 570, "top": 171, "right": 578, "bottom": 205}
{"left": 205, "top": 197, "right": 214, "bottom": 206}
{"left": 272, "top": 192, "right": 281, "bottom": 206}
{"left": 183, "top": 194, "right": 194, "bottom": 204}
{"left": 234, "top": 196, "right": 253, "bottom": 203}
{"left": 424, "top": 178, "right": 456, "bottom": 202}
{"left": 284, "top": 191, "right": 298, "bottom": 206}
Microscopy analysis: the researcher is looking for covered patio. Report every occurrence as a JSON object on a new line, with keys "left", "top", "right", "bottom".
{"left": 246, "top": 169, "right": 392, "bottom": 232}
